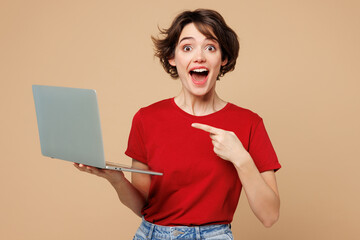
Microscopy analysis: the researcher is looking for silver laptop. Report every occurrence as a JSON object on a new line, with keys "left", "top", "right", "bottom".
{"left": 32, "top": 85, "right": 162, "bottom": 176}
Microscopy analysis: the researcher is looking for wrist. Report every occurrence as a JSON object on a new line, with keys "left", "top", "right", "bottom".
{"left": 108, "top": 173, "right": 126, "bottom": 186}
{"left": 232, "top": 152, "right": 253, "bottom": 171}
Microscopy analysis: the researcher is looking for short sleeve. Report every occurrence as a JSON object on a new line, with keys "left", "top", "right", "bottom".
{"left": 249, "top": 118, "right": 281, "bottom": 173}
{"left": 125, "top": 110, "right": 147, "bottom": 164}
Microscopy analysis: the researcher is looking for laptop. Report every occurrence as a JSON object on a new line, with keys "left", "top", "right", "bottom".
{"left": 32, "top": 85, "right": 162, "bottom": 176}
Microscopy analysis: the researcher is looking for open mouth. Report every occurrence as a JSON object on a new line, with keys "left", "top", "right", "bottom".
{"left": 189, "top": 68, "right": 209, "bottom": 85}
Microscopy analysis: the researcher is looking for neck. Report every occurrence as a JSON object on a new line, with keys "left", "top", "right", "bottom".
{"left": 174, "top": 88, "right": 227, "bottom": 116}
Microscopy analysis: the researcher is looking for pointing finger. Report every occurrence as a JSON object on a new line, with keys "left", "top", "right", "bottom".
{"left": 191, "top": 123, "right": 221, "bottom": 134}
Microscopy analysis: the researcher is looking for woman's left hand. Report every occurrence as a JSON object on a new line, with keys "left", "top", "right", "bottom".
{"left": 192, "top": 123, "right": 280, "bottom": 227}
{"left": 191, "top": 123, "right": 250, "bottom": 166}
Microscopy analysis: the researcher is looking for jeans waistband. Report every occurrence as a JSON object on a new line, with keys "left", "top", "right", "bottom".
{"left": 139, "top": 217, "right": 232, "bottom": 240}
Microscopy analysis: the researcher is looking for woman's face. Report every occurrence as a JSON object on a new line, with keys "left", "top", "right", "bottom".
{"left": 169, "top": 23, "right": 227, "bottom": 97}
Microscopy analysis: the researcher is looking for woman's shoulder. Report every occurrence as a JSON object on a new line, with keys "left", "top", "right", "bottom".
{"left": 226, "top": 102, "right": 262, "bottom": 121}
{"left": 135, "top": 98, "right": 173, "bottom": 117}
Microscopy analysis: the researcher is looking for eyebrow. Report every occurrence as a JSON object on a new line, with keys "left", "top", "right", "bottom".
{"left": 178, "top": 36, "right": 219, "bottom": 44}
{"left": 179, "top": 37, "right": 194, "bottom": 44}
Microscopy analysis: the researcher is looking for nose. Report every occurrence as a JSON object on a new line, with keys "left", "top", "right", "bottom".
{"left": 193, "top": 48, "right": 205, "bottom": 63}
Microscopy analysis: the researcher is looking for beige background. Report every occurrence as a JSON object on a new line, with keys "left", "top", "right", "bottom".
{"left": 1, "top": 0, "right": 359, "bottom": 239}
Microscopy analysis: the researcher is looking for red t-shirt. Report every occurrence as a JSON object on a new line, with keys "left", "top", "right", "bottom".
{"left": 125, "top": 98, "right": 281, "bottom": 226}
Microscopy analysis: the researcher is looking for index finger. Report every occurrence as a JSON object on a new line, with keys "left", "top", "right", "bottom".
{"left": 191, "top": 123, "right": 221, "bottom": 134}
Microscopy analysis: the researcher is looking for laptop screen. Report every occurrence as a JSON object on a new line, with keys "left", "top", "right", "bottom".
{"left": 32, "top": 85, "right": 106, "bottom": 168}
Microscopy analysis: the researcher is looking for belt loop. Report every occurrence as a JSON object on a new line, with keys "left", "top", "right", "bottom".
{"left": 195, "top": 226, "right": 201, "bottom": 240}
{"left": 147, "top": 223, "right": 155, "bottom": 240}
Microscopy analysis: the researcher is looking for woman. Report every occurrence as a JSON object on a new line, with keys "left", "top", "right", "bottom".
{"left": 75, "top": 9, "right": 281, "bottom": 239}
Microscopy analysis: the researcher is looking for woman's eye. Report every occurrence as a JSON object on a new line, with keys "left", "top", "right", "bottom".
{"left": 206, "top": 45, "right": 216, "bottom": 51}
{"left": 183, "top": 45, "right": 192, "bottom": 51}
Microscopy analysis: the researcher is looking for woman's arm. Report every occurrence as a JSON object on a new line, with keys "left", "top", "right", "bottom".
{"left": 192, "top": 123, "right": 280, "bottom": 227}
{"left": 74, "top": 159, "right": 151, "bottom": 217}
{"left": 233, "top": 156, "right": 280, "bottom": 227}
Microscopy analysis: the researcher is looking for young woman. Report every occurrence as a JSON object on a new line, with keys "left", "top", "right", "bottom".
{"left": 75, "top": 9, "right": 281, "bottom": 239}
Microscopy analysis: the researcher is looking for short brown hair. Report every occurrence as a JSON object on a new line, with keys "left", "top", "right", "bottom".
{"left": 152, "top": 9, "right": 239, "bottom": 79}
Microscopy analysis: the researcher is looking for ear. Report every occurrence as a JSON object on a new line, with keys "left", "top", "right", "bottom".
{"left": 221, "top": 57, "right": 228, "bottom": 66}
{"left": 168, "top": 58, "right": 176, "bottom": 67}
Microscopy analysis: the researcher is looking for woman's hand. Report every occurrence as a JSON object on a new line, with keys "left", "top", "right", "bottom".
{"left": 74, "top": 162, "right": 148, "bottom": 217}
{"left": 191, "top": 123, "right": 251, "bottom": 167}
{"left": 74, "top": 163, "right": 125, "bottom": 185}
{"left": 192, "top": 122, "right": 280, "bottom": 227}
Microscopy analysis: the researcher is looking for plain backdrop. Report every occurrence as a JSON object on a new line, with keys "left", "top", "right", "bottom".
{"left": 1, "top": 0, "right": 359, "bottom": 239}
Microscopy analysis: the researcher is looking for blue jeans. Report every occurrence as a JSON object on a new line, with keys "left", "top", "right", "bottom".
{"left": 133, "top": 218, "right": 233, "bottom": 240}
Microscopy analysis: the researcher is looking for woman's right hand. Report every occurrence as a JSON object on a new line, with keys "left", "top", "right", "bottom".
{"left": 74, "top": 161, "right": 149, "bottom": 217}
{"left": 74, "top": 163, "right": 125, "bottom": 185}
